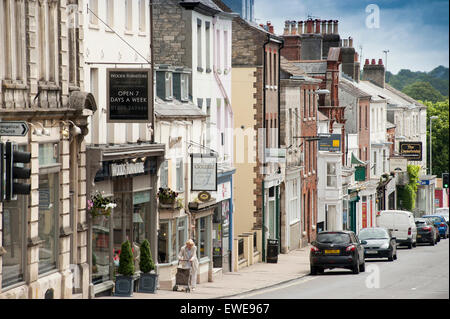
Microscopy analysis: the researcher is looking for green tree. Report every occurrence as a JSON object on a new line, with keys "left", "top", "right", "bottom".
{"left": 118, "top": 240, "right": 135, "bottom": 276}
{"left": 139, "top": 239, "right": 155, "bottom": 273}
{"left": 425, "top": 99, "right": 449, "bottom": 177}
{"left": 402, "top": 81, "right": 445, "bottom": 103}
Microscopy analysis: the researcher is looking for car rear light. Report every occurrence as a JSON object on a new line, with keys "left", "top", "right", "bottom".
{"left": 346, "top": 245, "right": 356, "bottom": 252}
{"left": 440, "top": 223, "right": 445, "bottom": 227}
{"left": 408, "top": 227, "right": 411, "bottom": 235}
{"left": 422, "top": 226, "right": 432, "bottom": 231}
{"left": 311, "top": 246, "right": 320, "bottom": 253}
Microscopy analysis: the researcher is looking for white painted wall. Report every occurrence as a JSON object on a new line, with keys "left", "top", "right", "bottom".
{"left": 83, "top": 0, "right": 152, "bottom": 145}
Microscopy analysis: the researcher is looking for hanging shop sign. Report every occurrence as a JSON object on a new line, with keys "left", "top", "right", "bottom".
{"left": 107, "top": 68, "right": 152, "bottom": 123}
{"left": 318, "top": 134, "right": 341, "bottom": 152}
{"left": 399, "top": 142, "right": 422, "bottom": 161}
{"left": 191, "top": 154, "right": 217, "bottom": 191}
{"left": 389, "top": 157, "right": 408, "bottom": 172}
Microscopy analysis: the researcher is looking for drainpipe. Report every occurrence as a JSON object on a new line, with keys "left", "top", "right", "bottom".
{"left": 277, "top": 38, "right": 284, "bottom": 252}
{"left": 150, "top": 0, "right": 155, "bottom": 143}
{"left": 262, "top": 35, "right": 270, "bottom": 262}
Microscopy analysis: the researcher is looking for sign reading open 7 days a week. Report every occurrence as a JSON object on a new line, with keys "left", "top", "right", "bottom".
{"left": 107, "top": 69, "right": 152, "bottom": 123}
{"left": 399, "top": 142, "right": 422, "bottom": 161}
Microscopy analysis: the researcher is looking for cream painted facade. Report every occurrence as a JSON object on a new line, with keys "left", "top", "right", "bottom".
{"left": 232, "top": 67, "right": 257, "bottom": 238}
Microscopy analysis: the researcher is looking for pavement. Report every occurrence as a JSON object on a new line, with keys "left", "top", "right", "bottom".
{"left": 98, "top": 245, "right": 312, "bottom": 299}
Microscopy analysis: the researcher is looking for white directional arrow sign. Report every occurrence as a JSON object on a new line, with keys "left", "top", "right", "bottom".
{"left": 0, "top": 121, "right": 29, "bottom": 136}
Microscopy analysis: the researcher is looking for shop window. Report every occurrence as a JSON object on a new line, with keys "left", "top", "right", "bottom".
{"left": 38, "top": 143, "right": 60, "bottom": 274}
{"left": 158, "top": 221, "right": 169, "bottom": 264}
{"left": 38, "top": 172, "right": 59, "bottom": 274}
{"left": 2, "top": 194, "right": 27, "bottom": 288}
{"left": 158, "top": 217, "right": 188, "bottom": 264}
{"left": 133, "top": 191, "right": 151, "bottom": 244}
{"left": 92, "top": 215, "right": 111, "bottom": 284}
{"left": 197, "top": 216, "right": 211, "bottom": 260}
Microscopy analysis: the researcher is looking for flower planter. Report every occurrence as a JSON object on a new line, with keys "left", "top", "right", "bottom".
{"left": 114, "top": 275, "right": 134, "bottom": 297}
{"left": 138, "top": 273, "right": 158, "bottom": 293}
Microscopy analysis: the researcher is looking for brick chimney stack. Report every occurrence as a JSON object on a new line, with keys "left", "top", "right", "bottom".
{"left": 363, "top": 57, "right": 386, "bottom": 88}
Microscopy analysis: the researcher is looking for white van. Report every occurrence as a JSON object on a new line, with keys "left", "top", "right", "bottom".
{"left": 376, "top": 210, "right": 417, "bottom": 249}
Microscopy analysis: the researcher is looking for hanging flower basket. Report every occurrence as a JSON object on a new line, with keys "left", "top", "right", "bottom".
{"left": 157, "top": 188, "right": 179, "bottom": 205}
{"left": 87, "top": 192, "right": 117, "bottom": 218}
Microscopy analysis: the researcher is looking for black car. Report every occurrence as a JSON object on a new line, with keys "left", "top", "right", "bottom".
{"left": 359, "top": 227, "right": 397, "bottom": 261}
{"left": 310, "top": 231, "right": 366, "bottom": 275}
{"left": 415, "top": 218, "right": 439, "bottom": 245}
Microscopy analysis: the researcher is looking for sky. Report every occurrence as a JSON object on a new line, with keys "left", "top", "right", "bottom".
{"left": 254, "top": 0, "right": 449, "bottom": 74}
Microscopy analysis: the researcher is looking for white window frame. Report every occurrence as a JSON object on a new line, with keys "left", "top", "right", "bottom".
{"left": 326, "top": 162, "right": 337, "bottom": 188}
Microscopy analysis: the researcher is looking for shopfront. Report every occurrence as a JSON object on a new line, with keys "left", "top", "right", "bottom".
{"left": 86, "top": 143, "right": 165, "bottom": 297}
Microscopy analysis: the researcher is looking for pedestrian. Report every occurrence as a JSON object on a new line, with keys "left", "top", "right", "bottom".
{"left": 178, "top": 239, "right": 199, "bottom": 291}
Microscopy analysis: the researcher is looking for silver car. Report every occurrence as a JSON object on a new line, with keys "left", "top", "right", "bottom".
{"left": 359, "top": 227, "right": 398, "bottom": 261}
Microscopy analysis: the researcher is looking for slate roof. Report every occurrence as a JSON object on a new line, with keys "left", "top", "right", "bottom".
{"left": 293, "top": 61, "right": 327, "bottom": 75}
{"left": 155, "top": 97, "right": 207, "bottom": 119}
{"left": 339, "top": 78, "right": 372, "bottom": 99}
{"left": 280, "top": 56, "right": 307, "bottom": 77}
{"left": 385, "top": 83, "right": 427, "bottom": 109}
{"left": 181, "top": 0, "right": 223, "bottom": 12}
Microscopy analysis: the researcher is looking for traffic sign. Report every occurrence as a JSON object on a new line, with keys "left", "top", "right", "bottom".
{"left": 0, "top": 121, "right": 29, "bottom": 136}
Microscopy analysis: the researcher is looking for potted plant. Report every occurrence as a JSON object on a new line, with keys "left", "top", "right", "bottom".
{"left": 157, "top": 188, "right": 179, "bottom": 207}
{"left": 87, "top": 192, "right": 117, "bottom": 218}
{"left": 114, "top": 240, "right": 135, "bottom": 297}
{"left": 138, "top": 239, "right": 158, "bottom": 293}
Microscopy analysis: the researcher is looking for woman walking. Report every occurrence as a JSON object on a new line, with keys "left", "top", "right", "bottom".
{"left": 178, "top": 239, "right": 199, "bottom": 291}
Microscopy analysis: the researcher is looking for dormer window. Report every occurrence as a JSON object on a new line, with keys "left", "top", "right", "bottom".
{"left": 181, "top": 74, "right": 189, "bottom": 101}
{"left": 156, "top": 68, "right": 174, "bottom": 101}
{"left": 165, "top": 72, "right": 173, "bottom": 99}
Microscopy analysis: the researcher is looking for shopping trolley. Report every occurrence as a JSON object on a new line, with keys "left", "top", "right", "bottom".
{"left": 173, "top": 259, "right": 192, "bottom": 293}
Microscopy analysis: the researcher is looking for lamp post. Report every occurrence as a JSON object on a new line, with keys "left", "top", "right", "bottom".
{"left": 429, "top": 116, "right": 438, "bottom": 175}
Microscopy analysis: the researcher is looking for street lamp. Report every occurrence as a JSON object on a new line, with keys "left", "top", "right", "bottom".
{"left": 430, "top": 115, "right": 438, "bottom": 175}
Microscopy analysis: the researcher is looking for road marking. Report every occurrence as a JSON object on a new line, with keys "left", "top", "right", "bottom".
{"left": 235, "top": 276, "right": 319, "bottom": 298}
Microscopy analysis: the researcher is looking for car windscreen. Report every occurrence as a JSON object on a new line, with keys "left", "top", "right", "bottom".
{"left": 424, "top": 216, "right": 442, "bottom": 223}
{"left": 358, "top": 229, "right": 389, "bottom": 240}
{"left": 316, "top": 233, "right": 351, "bottom": 244}
{"left": 415, "top": 221, "right": 427, "bottom": 227}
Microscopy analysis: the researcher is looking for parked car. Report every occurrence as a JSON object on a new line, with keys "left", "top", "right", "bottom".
{"left": 435, "top": 208, "right": 449, "bottom": 225}
{"left": 376, "top": 210, "right": 417, "bottom": 249}
{"left": 415, "top": 218, "right": 439, "bottom": 245}
{"left": 359, "top": 227, "right": 397, "bottom": 261}
{"left": 422, "top": 215, "right": 449, "bottom": 239}
{"left": 310, "top": 231, "right": 366, "bottom": 275}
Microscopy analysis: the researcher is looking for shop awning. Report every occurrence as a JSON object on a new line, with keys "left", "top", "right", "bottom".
{"left": 351, "top": 152, "right": 366, "bottom": 165}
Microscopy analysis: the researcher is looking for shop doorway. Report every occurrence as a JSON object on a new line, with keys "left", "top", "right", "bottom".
{"left": 112, "top": 179, "right": 133, "bottom": 267}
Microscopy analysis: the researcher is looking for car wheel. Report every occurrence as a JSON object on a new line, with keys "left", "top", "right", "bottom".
{"left": 352, "top": 258, "right": 360, "bottom": 274}
{"left": 430, "top": 239, "right": 435, "bottom": 246}
{"left": 359, "top": 260, "right": 366, "bottom": 272}
{"left": 310, "top": 266, "right": 317, "bottom": 275}
{"left": 317, "top": 268, "right": 324, "bottom": 274}
{"left": 407, "top": 242, "right": 412, "bottom": 249}
{"left": 412, "top": 241, "right": 417, "bottom": 247}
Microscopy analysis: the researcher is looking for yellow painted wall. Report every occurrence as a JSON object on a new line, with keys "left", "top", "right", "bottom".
{"left": 232, "top": 67, "right": 258, "bottom": 237}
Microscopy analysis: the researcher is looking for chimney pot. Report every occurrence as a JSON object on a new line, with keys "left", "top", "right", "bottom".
{"left": 284, "top": 21, "right": 290, "bottom": 35}
{"left": 306, "top": 19, "right": 313, "bottom": 33}
{"left": 371, "top": 59, "right": 376, "bottom": 65}
{"left": 315, "top": 19, "right": 321, "bottom": 33}
{"left": 333, "top": 20, "right": 339, "bottom": 34}
{"left": 365, "top": 59, "right": 369, "bottom": 65}
{"left": 321, "top": 20, "right": 327, "bottom": 34}
{"left": 298, "top": 21, "right": 303, "bottom": 34}
{"left": 378, "top": 59, "right": 383, "bottom": 65}
{"left": 327, "top": 20, "right": 333, "bottom": 34}
{"left": 349, "top": 37, "right": 353, "bottom": 47}
{"left": 343, "top": 39, "right": 348, "bottom": 47}
{"left": 291, "top": 20, "right": 297, "bottom": 35}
